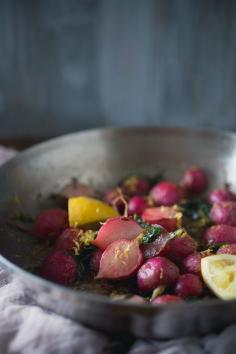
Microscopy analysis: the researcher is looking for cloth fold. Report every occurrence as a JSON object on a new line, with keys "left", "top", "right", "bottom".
{"left": 0, "top": 270, "right": 120, "bottom": 354}
{"left": 1, "top": 269, "right": 236, "bottom": 354}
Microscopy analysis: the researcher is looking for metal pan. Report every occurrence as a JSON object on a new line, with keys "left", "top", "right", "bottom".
{"left": 0, "top": 126, "right": 236, "bottom": 339}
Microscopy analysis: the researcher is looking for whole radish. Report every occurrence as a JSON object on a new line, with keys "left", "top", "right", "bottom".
{"left": 151, "top": 181, "right": 183, "bottom": 206}
{"left": 181, "top": 252, "right": 202, "bottom": 276}
{"left": 204, "top": 225, "right": 236, "bottom": 245}
{"left": 182, "top": 166, "right": 208, "bottom": 193}
{"left": 128, "top": 196, "right": 149, "bottom": 216}
{"left": 41, "top": 251, "right": 77, "bottom": 285}
{"left": 210, "top": 202, "right": 236, "bottom": 226}
{"left": 34, "top": 208, "right": 68, "bottom": 241}
{"left": 55, "top": 228, "right": 82, "bottom": 252}
{"left": 209, "top": 187, "right": 236, "bottom": 204}
{"left": 122, "top": 176, "right": 150, "bottom": 196}
{"left": 89, "top": 249, "right": 103, "bottom": 274}
{"left": 160, "top": 233, "right": 197, "bottom": 263}
{"left": 174, "top": 274, "right": 203, "bottom": 298}
{"left": 217, "top": 244, "right": 236, "bottom": 255}
{"left": 137, "top": 257, "right": 179, "bottom": 293}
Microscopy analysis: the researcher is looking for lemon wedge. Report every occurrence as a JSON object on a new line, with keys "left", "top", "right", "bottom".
{"left": 68, "top": 196, "right": 118, "bottom": 227}
{"left": 201, "top": 254, "right": 236, "bottom": 300}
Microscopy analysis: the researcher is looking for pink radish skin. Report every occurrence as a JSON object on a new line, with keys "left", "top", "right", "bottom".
{"left": 210, "top": 202, "right": 236, "bottom": 226}
{"left": 152, "top": 295, "right": 183, "bottom": 304}
{"left": 182, "top": 166, "right": 208, "bottom": 193}
{"left": 137, "top": 257, "right": 179, "bottom": 293}
{"left": 141, "top": 226, "right": 171, "bottom": 259}
{"left": 41, "top": 251, "right": 77, "bottom": 285}
{"left": 89, "top": 249, "right": 103, "bottom": 274}
{"left": 34, "top": 208, "right": 68, "bottom": 241}
{"left": 217, "top": 244, "right": 236, "bottom": 255}
{"left": 122, "top": 177, "right": 150, "bottom": 196}
{"left": 132, "top": 179, "right": 150, "bottom": 196}
{"left": 161, "top": 235, "right": 197, "bottom": 263}
{"left": 93, "top": 217, "right": 142, "bottom": 250}
{"left": 54, "top": 228, "right": 82, "bottom": 252}
{"left": 204, "top": 225, "right": 236, "bottom": 245}
{"left": 128, "top": 196, "right": 149, "bottom": 216}
{"left": 142, "top": 206, "right": 181, "bottom": 231}
{"left": 209, "top": 188, "right": 236, "bottom": 204}
{"left": 151, "top": 182, "right": 183, "bottom": 206}
{"left": 181, "top": 252, "right": 202, "bottom": 276}
{"left": 96, "top": 239, "right": 143, "bottom": 280}
{"left": 174, "top": 274, "right": 203, "bottom": 298}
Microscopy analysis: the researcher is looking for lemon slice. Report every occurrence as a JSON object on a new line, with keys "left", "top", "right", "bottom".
{"left": 68, "top": 196, "right": 118, "bottom": 227}
{"left": 201, "top": 254, "right": 236, "bottom": 300}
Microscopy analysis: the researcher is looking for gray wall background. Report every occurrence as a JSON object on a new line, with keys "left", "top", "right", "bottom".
{"left": 0, "top": 0, "right": 236, "bottom": 138}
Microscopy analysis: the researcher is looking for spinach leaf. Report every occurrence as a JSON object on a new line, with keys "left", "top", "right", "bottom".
{"left": 179, "top": 200, "right": 211, "bottom": 220}
{"left": 76, "top": 244, "right": 96, "bottom": 262}
{"left": 133, "top": 215, "right": 163, "bottom": 244}
{"left": 141, "top": 225, "right": 163, "bottom": 244}
{"left": 133, "top": 214, "right": 150, "bottom": 229}
{"left": 76, "top": 245, "right": 96, "bottom": 279}
{"left": 12, "top": 211, "right": 34, "bottom": 223}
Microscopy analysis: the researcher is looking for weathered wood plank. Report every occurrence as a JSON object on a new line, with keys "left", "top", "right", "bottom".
{"left": 0, "top": 0, "right": 103, "bottom": 137}
{"left": 0, "top": 0, "right": 236, "bottom": 137}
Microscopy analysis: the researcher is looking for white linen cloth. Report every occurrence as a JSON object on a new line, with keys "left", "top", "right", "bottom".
{"left": 1, "top": 269, "right": 236, "bottom": 354}
{"left": 0, "top": 146, "right": 235, "bottom": 354}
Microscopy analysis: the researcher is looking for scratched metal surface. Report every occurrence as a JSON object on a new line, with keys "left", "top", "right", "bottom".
{"left": 0, "top": 0, "right": 235, "bottom": 137}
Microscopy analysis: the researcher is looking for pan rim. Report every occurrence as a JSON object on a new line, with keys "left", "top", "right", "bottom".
{"left": 1, "top": 125, "right": 236, "bottom": 312}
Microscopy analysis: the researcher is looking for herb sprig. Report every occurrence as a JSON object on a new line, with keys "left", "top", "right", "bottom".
{"left": 133, "top": 215, "right": 164, "bottom": 244}
{"left": 179, "top": 200, "right": 211, "bottom": 220}
{"left": 76, "top": 245, "right": 96, "bottom": 279}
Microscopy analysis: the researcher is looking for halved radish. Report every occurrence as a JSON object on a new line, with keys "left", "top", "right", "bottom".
{"left": 141, "top": 227, "right": 171, "bottom": 259}
{"left": 141, "top": 206, "right": 182, "bottom": 231}
{"left": 96, "top": 239, "right": 143, "bottom": 280}
{"left": 93, "top": 217, "right": 142, "bottom": 250}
